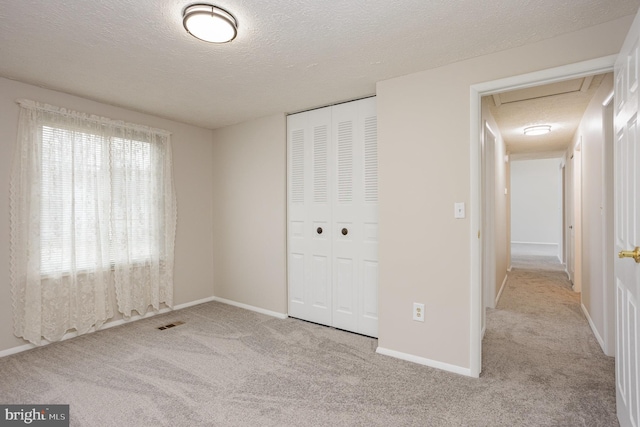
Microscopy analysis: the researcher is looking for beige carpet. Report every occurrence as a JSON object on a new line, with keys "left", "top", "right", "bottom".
{"left": 483, "top": 254, "right": 617, "bottom": 426}
{"left": 0, "top": 256, "right": 616, "bottom": 426}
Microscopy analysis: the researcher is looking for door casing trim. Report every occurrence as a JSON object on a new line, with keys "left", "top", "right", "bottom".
{"left": 469, "top": 54, "right": 617, "bottom": 377}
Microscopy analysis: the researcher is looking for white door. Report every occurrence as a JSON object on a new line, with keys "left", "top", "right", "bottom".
{"left": 331, "top": 98, "right": 379, "bottom": 337}
{"left": 287, "top": 97, "right": 378, "bottom": 338}
{"left": 287, "top": 107, "right": 333, "bottom": 326}
{"left": 614, "top": 9, "right": 640, "bottom": 426}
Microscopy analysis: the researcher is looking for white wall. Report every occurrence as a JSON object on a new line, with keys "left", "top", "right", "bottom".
{"left": 376, "top": 16, "right": 631, "bottom": 372}
{"left": 573, "top": 73, "right": 614, "bottom": 355}
{"left": 511, "top": 158, "right": 562, "bottom": 254}
{"left": 0, "top": 77, "right": 215, "bottom": 353}
{"left": 211, "top": 115, "right": 287, "bottom": 315}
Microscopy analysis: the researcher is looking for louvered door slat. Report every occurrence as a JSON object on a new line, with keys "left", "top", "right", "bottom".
{"left": 364, "top": 116, "right": 378, "bottom": 203}
{"left": 313, "top": 125, "right": 328, "bottom": 203}
{"left": 337, "top": 121, "right": 354, "bottom": 204}
{"left": 290, "top": 129, "right": 305, "bottom": 204}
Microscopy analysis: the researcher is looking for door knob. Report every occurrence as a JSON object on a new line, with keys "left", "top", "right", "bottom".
{"left": 341, "top": 228, "right": 348, "bottom": 236}
{"left": 618, "top": 247, "right": 640, "bottom": 263}
{"left": 317, "top": 227, "right": 323, "bottom": 234}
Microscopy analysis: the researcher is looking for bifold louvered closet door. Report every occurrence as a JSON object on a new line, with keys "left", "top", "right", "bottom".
{"left": 287, "top": 97, "right": 378, "bottom": 338}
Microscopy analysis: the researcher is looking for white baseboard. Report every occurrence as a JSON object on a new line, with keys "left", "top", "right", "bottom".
{"left": 212, "top": 296, "right": 288, "bottom": 320}
{"left": 0, "top": 343, "right": 34, "bottom": 358}
{"left": 174, "top": 296, "right": 217, "bottom": 310}
{"left": 581, "top": 303, "right": 606, "bottom": 354}
{"left": 375, "top": 346, "right": 473, "bottom": 377}
{"left": 495, "top": 274, "right": 508, "bottom": 306}
{"left": 0, "top": 296, "right": 218, "bottom": 359}
{"left": 511, "top": 241, "right": 559, "bottom": 257}
{"left": 511, "top": 241, "right": 558, "bottom": 247}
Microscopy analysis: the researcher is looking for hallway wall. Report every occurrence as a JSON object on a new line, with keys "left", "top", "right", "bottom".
{"left": 511, "top": 158, "right": 562, "bottom": 257}
{"left": 572, "top": 73, "right": 614, "bottom": 356}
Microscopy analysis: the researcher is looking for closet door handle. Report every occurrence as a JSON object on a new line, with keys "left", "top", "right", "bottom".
{"left": 317, "top": 227, "right": 323, "bottom": 234}
{"left": 341, "top": 228, "right": 348, "bottom": 236}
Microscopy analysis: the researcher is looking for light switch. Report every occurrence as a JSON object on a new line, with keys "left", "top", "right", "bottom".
{"left": 454, "top": 202, "right": 465, "bottom": 219}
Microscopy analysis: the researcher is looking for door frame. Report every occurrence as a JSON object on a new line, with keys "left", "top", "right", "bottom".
{"left": 560, "top": 160, "right": 566, "bottom": 265}
{"left": 565, "top": 152, "right": 575, "bottom": 282}
{"left": 572, "top": 140, "right": 583, "bottom": 292}
{"left": 469, "top": 54, "right": 617, "bottom": 377}
{"left": 602, "top": 92, "right": 616, "bottom": 357}
{"left": 482, "top": 121, "right": 497, "bottom": 315}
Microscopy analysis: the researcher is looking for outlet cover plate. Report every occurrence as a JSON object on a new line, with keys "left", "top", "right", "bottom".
{"left": 413, "top": 303, "right": 425, "bottom": 322}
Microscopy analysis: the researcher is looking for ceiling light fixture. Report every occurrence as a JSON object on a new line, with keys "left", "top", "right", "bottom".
{"left": 183, "top": 4, "right": 238, "bottom": 43}
{"left": 523, "top": 125, "right": 552, "bottom": 136}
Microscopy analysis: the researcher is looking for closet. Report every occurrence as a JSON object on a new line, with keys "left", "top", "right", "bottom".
{"left": 287, "top": 97, "right": 378, "bottom": 337}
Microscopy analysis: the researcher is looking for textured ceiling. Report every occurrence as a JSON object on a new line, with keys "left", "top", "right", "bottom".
{"left": 0, "top": 1, "right": 638, "bottom": 129}
{"left": 487, "top": 74, "right": 609, "bottom": 156}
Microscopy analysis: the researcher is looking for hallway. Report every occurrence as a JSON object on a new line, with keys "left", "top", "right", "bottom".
{"left": 482, "top": 253, "right": 617, "bottom": 425}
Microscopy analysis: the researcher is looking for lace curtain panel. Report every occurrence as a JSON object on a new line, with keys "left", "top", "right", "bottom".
{"left": 10, "top": 99, "right": 177, "bottom": 345}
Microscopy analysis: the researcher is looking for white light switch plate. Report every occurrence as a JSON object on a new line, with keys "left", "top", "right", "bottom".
{"left": 454, "top": 202, "right": 465, "bottom": 219}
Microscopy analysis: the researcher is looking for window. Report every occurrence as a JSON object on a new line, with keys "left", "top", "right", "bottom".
{"left": 110, "top": 137, "right": 154, "bottom": 264}
{"left": 40, "top": 125, "right": 108, "bottom": 273}
{"left": 11, "top": 99, "right": 177, "bottom": 345}
{"left": 40, "top": 127, "right": 157, "bottom": 274}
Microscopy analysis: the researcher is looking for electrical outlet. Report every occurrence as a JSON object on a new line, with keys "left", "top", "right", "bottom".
{"left": 413, "top": 303, "right": 425, "bottom": 322}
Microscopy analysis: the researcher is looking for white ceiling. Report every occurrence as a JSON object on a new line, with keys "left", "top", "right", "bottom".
{"left": 0, "top": 1, "right": 638, "bottom": 130}
{"left": 487, "top": 74, "right": 609, "bottom": 156}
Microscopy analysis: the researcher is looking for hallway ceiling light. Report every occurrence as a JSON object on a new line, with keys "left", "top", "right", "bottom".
{"left": 183, "top": 4, "right": 238, "bottom": 43}
{"left": 523, "top": 125, "right": 552, "bottom": 136}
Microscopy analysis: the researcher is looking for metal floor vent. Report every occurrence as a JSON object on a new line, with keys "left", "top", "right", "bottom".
{"left": 157, "top": 320, "right": 185, "bottom": 330}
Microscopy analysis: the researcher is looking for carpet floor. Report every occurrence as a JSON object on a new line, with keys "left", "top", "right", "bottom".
{"left": 0, "top": 255, "right": 616, "bottom": 426}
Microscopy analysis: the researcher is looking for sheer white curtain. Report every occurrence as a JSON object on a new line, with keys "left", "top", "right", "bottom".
{"left": 110, "top": 128, "right": 177, "bottom": 318}
{"left": 10, "top": 99, "right": 177, "bottom": 345}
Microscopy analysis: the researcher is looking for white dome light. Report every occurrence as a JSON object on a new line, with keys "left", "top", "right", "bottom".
{"left": 523, "top": 125, "right": 552, "bottom": 136}
{"left": 183, "top": 4, "right": 238, "bottom": 43}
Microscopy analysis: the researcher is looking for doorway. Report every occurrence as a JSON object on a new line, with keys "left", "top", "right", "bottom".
{"left": 469, "top": 56, "right": 616, "bottom": 377}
